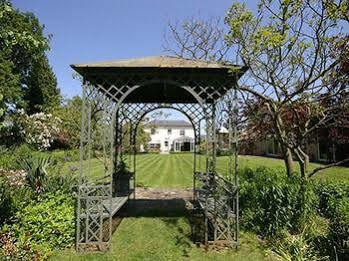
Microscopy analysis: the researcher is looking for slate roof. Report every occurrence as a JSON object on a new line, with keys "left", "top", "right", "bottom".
{"left": 146, "top": 120, "right": 192, "bottom": 128}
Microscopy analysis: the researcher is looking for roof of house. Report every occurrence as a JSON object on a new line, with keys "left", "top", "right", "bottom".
{"left": 146, "top": 120, "right": 192, "bottom": 128}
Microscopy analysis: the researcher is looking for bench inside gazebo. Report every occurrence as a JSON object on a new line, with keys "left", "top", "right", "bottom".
{"left": 71, "top": 56, "right": 247, "bottom": 251}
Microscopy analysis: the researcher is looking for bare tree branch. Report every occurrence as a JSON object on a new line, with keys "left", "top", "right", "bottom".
{"left": 309, "top": 157, "right": 349, "bottom": 177}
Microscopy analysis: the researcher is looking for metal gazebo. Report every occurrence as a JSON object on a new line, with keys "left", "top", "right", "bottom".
{"left": 71, "top": 56, "right": 247, "bottom": 251}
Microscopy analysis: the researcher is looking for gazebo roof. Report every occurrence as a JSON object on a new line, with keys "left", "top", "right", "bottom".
{"left": 71, "top": 55, "right": 244, "bottom": 71}
{"left": 71, "top": 56, "right": 248, "bottom": 104}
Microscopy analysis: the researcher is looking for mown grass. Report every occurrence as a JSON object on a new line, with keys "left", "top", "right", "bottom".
{"left": 53, "top": 153, "right": 348, "bottom": 260}
{"left": 52, "top": 208, "right": 275, "bottom": 261}
{"left": 61, "top": 153, "right": 349, "bottom": 188}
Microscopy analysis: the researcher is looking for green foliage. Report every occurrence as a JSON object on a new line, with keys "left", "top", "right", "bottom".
{"left": 224, "top": 2, "right": 254, "bottom": 40}
{"left": 216, "top": 148, "right": 230, "bottom": 156}
{"left": 0, "top": 186, "right": 34, "bottom": 227}
{"left": 327, "top": 197, "right": 349, "bottom": 260}
{"left": 3, "top": 192, "right": 75, "bottom": 255}
{"left": 239, "top": 166, "right": 349, "bottom": 259}
{"left": 0, "top": 1, "right": 60, "bottom": 116}
{"left": 52, "top": 96, "right": 82, "bottom": 149}
{"left": 0, "top": 144, "right": 33, "bottom": 169}
{"left": 122, "top": 121, "right": 151, "bottom": 153}
{"left": 44, "top": 171, "right": 78, "bottom": 195}
{"left": 224, "top": 0, "right": 349, "bottom": 177}
{"left": 44, "top": 149, "right": 80, "bottom": 166}
{"left": 0, "top": 55, "right": 20, "bottom": 118}
{"left": 24, "top": 56, "right": 60, "bottom": 114}
{"left": 20, "top": 156, "right": 51, "bottom": 194}
{"left": 0, "top": 178, "right": 13, "bottom": 225}
{"left": 313, "top": 181, "right": 349, "bottom": 219}
{"left": 239, "top": 167, "right": 317, "bottom": 237}
{"left": 0, "top": 94, "right": 3, "bottom": 118}
{"left": 271, "top": 231, "right": 324, "bottom": 261}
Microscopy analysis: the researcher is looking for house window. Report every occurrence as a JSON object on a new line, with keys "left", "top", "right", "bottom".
{"left": 175, "top": 142, "right": 180, "bottom": 151}
{"left": 267, "top": 139, "right": 280, "bottom": 155}
{"left": 165, "top": 141, "right": 168, "bottom": 147}
{"left": 168, "top": 129, "right": 172, "bottom": 135}
{"left": 180, "top": 130, "right": 185, "bottom": 136}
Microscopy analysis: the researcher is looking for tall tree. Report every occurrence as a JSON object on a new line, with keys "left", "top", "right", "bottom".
{"left": 165, "top": 0, "right": 349, "bottom": 178}
{"left": 0, "top": 1, "right": 60, "bottom": 114}
{"left": 24, "top": 56, "right": 60, "bottom": 114}
{"left": 0, "top": 55, "right": 20, "bottom": 123}
{"left": 224, "top": 0, "right": 349, "bottom": 177}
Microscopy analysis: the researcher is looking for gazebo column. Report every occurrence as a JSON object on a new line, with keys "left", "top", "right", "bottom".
{"left": 130, "top": 125, "right": 137, "bottom": 199}
{"left": 205, "top": 103, "right": 217, "bottom": 173}
{"left": 113, "top": 109, "right": 123, "bottom": 197}
{"left": 76, "top": 80, "right": 114, "bottom": 251}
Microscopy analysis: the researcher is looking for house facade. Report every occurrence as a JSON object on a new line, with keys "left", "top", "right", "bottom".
{"left": 240, "top": 135, "right": 349, "bottom": 164}
{"left": 144, "top": 120, "right": 195, "bottom": 153}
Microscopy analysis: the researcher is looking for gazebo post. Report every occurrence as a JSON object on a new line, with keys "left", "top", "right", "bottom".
{"left": 233, "top": 87, "right": 239, "bottom": 248}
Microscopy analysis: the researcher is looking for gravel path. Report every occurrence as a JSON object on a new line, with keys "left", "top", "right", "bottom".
{"left": 135, "top": 187, "right": 193, "bottom": 200}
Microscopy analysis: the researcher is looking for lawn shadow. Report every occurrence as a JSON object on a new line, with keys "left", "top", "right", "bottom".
{"left": 111, "top": 198, "right": 194, "bottom": 257}
{"left": 126, "top": 198, "right": 188, "bottom": 217}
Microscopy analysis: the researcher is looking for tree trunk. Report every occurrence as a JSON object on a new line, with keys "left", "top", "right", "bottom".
{"left": 281, "top": 145, "right": 294, "bottom": 177}
{"left": 304, "top": 154, "right": 310, "bottom": 174}
{"left": 283, "top": 147, "right": 295, "bottom": 176}
{"left": 273, "top": 109, "right": 295, "bottom": 177}
{"left": 299, "top": 160, "right": 306, "bottom": 178}
{"left": 296, "top": 147, "right": 310, "bottom": 179}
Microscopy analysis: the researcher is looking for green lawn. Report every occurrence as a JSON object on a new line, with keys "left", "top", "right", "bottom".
{"left": 53, "top": 204, "right": 275, "bottom": 261}
{"left": 54, "top": 153, "right": 348, "bottom": 260}
{"left": 62, "top": 153, "right": 349, "bottom": 188}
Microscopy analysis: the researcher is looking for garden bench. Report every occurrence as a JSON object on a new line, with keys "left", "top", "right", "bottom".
{"left": 193, "top": 172, "right": 237, "bottom": 244}
{"left": 79, "top": 195, "right": 129, "bottom": 219}
{"left": 79, "top": 173, "right": 134, "bottom": 219}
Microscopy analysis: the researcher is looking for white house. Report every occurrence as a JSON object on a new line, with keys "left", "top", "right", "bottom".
{"left": 144, "top": 120, "right": 195, "bottom": 153}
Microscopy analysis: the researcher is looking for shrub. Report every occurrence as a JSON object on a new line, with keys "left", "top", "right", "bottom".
{"left": 239, "top": 167, "right": 317, "bottom": 237}
{"left": 313, "top": 181, "right": 349, "bottom": 219}
{"left": 7, "top": 192, "right": 75, "bottom": 251}
{"left": 0, "top": 152, "right": 14, "bottom": 170}
{"left": 271, "top": 231, "right": 325, "bottom": 261}
{"left": 20, "top": 156, "right": 52, "bottom": 194}
{"left": 14, "top": 110, "right": 62, "bottom": 150}
{"left": 44, "top": 172, "right": 78, "bottom": 195}
{"left": 0, "top": 178, "right": 34, "bottom": 226}
{"left": 0, "top": 144, "right": 34, "bottom": 170}
{"left": 327, "top": 197, "right": 349, "bottom": 260}
{"left": 216, "top": 148, "right": 230, "bottom": 156}
{"left": 0, "top": 178, "right": 13, "bottom": 225}
{"left": 0, "top": 169, "right": 27, "bottom": 187}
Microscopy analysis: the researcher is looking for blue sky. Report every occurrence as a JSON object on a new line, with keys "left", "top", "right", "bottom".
{"left": 12, "top": 0, "right": 246, "bottom": 99}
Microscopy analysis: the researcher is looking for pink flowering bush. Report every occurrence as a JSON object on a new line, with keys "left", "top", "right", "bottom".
{"left": 0, "top": 168, "right": 27, "bottom": 187}
{"left": 15, "top": 109, "right": 62, "bottom": 150}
